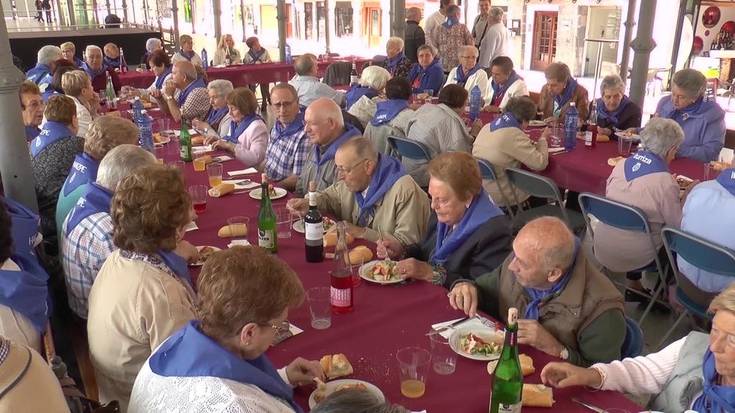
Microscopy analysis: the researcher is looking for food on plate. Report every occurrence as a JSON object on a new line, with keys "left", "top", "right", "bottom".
{"left": 521, "top": 383, "right": 555, "bottom": 407}
{"left": 268, "top": 185, "right": 277, "bottom": 198}
{"left": 313, "top": 378, "right": 328, "bottom": 403}
{"left": 348, "top": 246, "right": 373, "bottom": 265}
{"left": 320, "top": 353, "right": 354, "bottom": 379}
{"left": 312, "top": 380, "right": 368, "bottom": 404}
{"left": 323, "top": 217, "right": 335, "bottom": 232}
{"left": 519, "top": 353, "right": 535, "bottom": 376}
{"left": 460, "top": 332, "right": 502, "bottom": 356}
{"left": 191, "top": 135, "right": 205, "bottom": 146}
{"left": 208, "top": 182, "right": 235, "bottom": 198}
{"left": 217, "top": 223, "right": 248, "bottom": 238}
{"left": 710, "top": 160, "right": 730, "bottom": 171}
{"left": 324, "top": 231, "right": 355, "bottom": 248}
{"left": 596, "top": 134, "right": 610, "bottom": 142}
{"left": 607, "top": 156, "right": 625, "bottom": 167}
{"left": 152, "top": 132, "right": 166, "bottom": 144}
{"left": 367, "top": 260, "right": 399, "bottom": 281}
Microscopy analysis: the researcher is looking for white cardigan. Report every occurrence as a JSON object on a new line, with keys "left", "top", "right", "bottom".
{"left": 485, "top": 78, "right": 529, "bottom": 109}
{"left": 444, "top": 67, "right": 490, "bottom": 105}
{"left": 69, "top": 95, "right": 94, "bottom": 138}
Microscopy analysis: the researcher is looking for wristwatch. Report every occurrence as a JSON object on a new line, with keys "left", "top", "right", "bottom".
{"left": 559, "top": 346, "right": 569, "bottom": 360}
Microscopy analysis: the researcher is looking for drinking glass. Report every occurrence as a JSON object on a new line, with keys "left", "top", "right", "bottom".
{"left": 429, "top": 332, "right": 457, "bottom": 375}
{"left": 193, "top": 157, "right": 207, "bottom": 172}
{"left": 226, "top": 216, "right": 249, "bottom": 241}
{"left": 306, "top": 287, "right": 332, "bottom": 330}
{"left": 207, "top": 162, "right": 223, "bottom": 187}
{"left": 157, "top": 118, "right": 172, "bottom": 137}
{"left": 396, "top": 347, "right": 431, "bottom": 399}
{"left": 189, "top": 185, "right": 208, "bottom": 214}
{"left": 617, "top": 136, "right": 634, "bottom": 156}
{"left": 276, "top": 207, "right": 293, "bottom": 239}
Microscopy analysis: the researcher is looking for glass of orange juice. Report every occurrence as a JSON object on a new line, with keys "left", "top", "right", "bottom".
{"left": 193, "top": 157, "right": 207, "bottom": 172}
{"left": 207, "top": 162, "right": 223, "bottom": 187}
{"left": 396, "top": 346, "right": 431, "bottom": 398}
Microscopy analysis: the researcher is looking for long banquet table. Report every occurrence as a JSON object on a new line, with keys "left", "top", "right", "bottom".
{"left": 152, "top": 132, "right": 644, "bottom": 412}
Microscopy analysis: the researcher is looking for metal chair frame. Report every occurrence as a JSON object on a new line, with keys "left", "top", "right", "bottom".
{"left": 476, "top": 158, "right": 519, "bottom": 219}
{"left": 387, "top": 136, "right": 432, "bottom": 162}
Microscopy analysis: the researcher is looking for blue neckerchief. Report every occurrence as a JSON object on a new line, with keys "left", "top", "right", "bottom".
{"left": 345, "top": 86, "right": 379, "bottom": 110}
{"left": 64, "top": 182, "right": 112, "bottom": 237}
{"left": 455, "top": 65, "right": 482, "bottom": 87}
{"left": 523, "top": 238, "right": 580, "bottom": 320}
{"left": 247, "top": 48, "right": 266, "bottom": 63}
{"left": 432, "top": 190, "right": 504, "bottom": 265}
{"left": 490, "top": 112, "right": 521, "bottom": 132}
{"left": 26, "top": 63, "right": 51, "bottom": 84}
{"left": 177, "top": 77, "right": 207, "bottom": 107}
{"left": 692, "top": 349, "right": 735, "bottom": 413}
{"left": 273, "top": 111, "right": 305, "bottom": 140}
{"left": 25, "top": 125, "right": 40, "bottom": 141}
{"left": 408, "top": 59, "right": 443, "bottom": 93}
{"left": 553, "top": 78, "right": 578, "bottom": 112}
{"left": 371, "top": 99, "right": 409, "bottom": 126}
{"left": 355, "top": 154, "right": 406, "bottom": 226}
{"left": 623, "top": 150, "right": 669, "bottom": 182}
{"left": 180, "top": 50, "right": 195, "bottom": 61}
{"left": 313, "top": 124, "right": 360, "bottom": 169}
{"left": 224, "top": 114, "right": 263, "bottom": 144}
{"left": 82, "top": 62, "right": 107, "bottom": 80}
{"left": 158, "top": 250, "right": 193, "bottom": 287}
{"left": 490, "top": 71, "right": 521, "bottom": 106}
{"left": 442, "top": 16, "right": 459, "bottom": 29}
{"left": 153, "top": 67, "right": 172, "bottom": 90}
{"left": 205, "top": 106, "right": 229, "bottom": 127}
{"left": 386, "top": 52, "right": 406, "bottom": 76}
{"left": 716, "top": 168, "right": 735, "bottom": 196}
{"left": 149, "top": 321, "right": 303, "bottom": 413}
{"left": 103, "top": 56, "right": 121, "bottom": 69}
{"left": 30, "top": 120, "right": 74, "bottom": 158}
{"left": 41, "top": 88, "right": 61, "bottom": 103}
{"left": 74, "top": 57, "right": 84, "bottom": 68}
{"left": 62, "top": 153, "right": 99, "bottom": 197}
{"left": 596, "top": 96, "right": 630, "bottom": 126}
{"left": 660, "top": 96, "right": 706, "bottom": 121}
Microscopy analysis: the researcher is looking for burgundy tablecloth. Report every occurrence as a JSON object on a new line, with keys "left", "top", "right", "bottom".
{"left": 155, "top": 140, "right": 642, "bottom": 413}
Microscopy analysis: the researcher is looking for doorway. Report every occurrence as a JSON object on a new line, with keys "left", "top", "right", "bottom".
{"left": 362, "top": 4, "right": 381, "bottom": 48}
{"left": 531, "top": 10, "right": 558, "bottom": 71}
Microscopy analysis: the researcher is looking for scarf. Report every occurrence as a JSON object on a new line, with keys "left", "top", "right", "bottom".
{"left": 313, "top": 124, "right": 361, "bottom": 171}
{"left": 386, "top": 52, "right": 407, "bottom": 76}
{"left": 355, "top": 155, "right": 406, "bottom": 226}
{"left": 273, "top": 111, "right": 305, "bottom": 140}
{"left": 25, "top": 125, "right": 41, "bottom": 141}
{"left": 82, "top": 62, "right": 107, "bottom": 81}
{"left": 149, "top": 321, "right": 302, "bottom": 412}
{"left": 103, "top": 56, "right": 121, "bottom": 69}
{"left": 455, "top": 65, "right": 482, "bottom": 87}
{"left": 177, "top": 77, "right": 207, "bottom": 107}
{"left": 41, "top": 88, "right": 61, "bottom": 102}
{"left": 408, "top": 59, "right": 443, "bottom": 93}
{"left": 490, "top": 112, "right": 522, "bottom": 132}
{"left": 248, "top": 48, "right": 266, "bottom": 64}
{"left": 692, "top": 349, "right": 735, "bottom": 413}
{"left": 432, "top": 190, "right": 504, "bottom": 265}
{"left": 64, "top": 182, "right": 112, "bottom": 236}
{"left": 523, "top": 238, "right": 580, "bottom": 320}
{"left": 158, "top": 250, "right": 193, "bottom": 287}
{"left": 30, "top": 120, "right": 73, "bottom": 158}
{"left": 26, "top": 63, "right": 51, "bottom": 84}
{"left": 716, "top": 168, "right": 735, "bottom": 196}
{"left": 553, "top": 78, "right": 578, "bottom": 114}
{"left": 62, "top": 153, "right": 99, "bottom": 198}
{"left": 180, "top": 50, "right": 196, "bottom": 61}
{"left": 490, "top": 71, "right": 521, "bottom": 107}
{"left": 205, "top": 106, "right": 229, "bottom": 128}
{"left": 153, "top": 66, "right": 172, "bottom": 90}
{"left": 596, "top": 96, "right": 630, "bottom": 127}
{"left": 623, "top": 150, "right": 669, "bottom": 182}
{"left": 371, "top": 99, "right": 409, "bottom": 126}
{"left": 345, "top": 86, "right": 379, "bottom": 110}
{"left": 224, "top": 114, "right": 263, "bottom": 144}
{"left": 74, "top": 56, "right": 84, "bottom": 68}
{"left": 659, "top": 96, "right": 705, "bottom": 121}
{"left": 442, "top": 15, "right": 459, "bottom": 29}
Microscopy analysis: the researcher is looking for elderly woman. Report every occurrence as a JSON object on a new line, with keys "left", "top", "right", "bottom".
{"left": 407, "top": 45, "right": 444, "bottom": 97}
{"left": 61, "top": 70, "right": 97, "bottom": 138}
{"left": 404, "top": 84, "right": 482, "bottom": 187}
{"left": 211, "top": 87, "right": 268, "bottom": 167}
{"left": 172, "top": 34, "right": 203, "bottom": 67}
{"left": 346, "top": 65, "right": 391, "bottom": 127}
{"left": 434, "top": 5, "right": 473, "bottom": 73}
{"left": 243, "top": 36, "right": 272, "bottom": 64}
{"left": 140, "top": 37, "right": 163, "bottom": 69}
{"left": 542, "top": 282, "right": 735, "bottom": 412}
{"left": 213, "top": 34, "right": 242, "bottom": 66}
{"left": 473, "top": 96, "right": 549, "bottom": 208}
{"left": 193, "top": 79, "right": 234, "bottom": 141}
{"left": 654, "top": 68, "right": 725, "bottom": 162}
{"left": 592, "top": 74, "right": 642, "bottom": 138}
{"left": 364, "top": 77, "right": 415, "bottom": 155}
{"left": 82, "top": 45, "right": 120, "bottom": 93}
{"left": 592, "top": 118, "right": 686, "bottom": 302}
{"left": 383, "top": 36, "right": 413, "bottom": 79}
{"left": 444, "top": 45, "right": 488, "bottom": 101}
{"left": 87, "top": 164, "right": 198, "bottom": 411}
{"left": 538, "top": 62, "right": 589, "bottom": 124}
{"left": 378, "top": 152, "right": 512, "bottom": 287}
{"left": 478, "top": 7, "right": 508, "bottom": 68}
{"left": 484, "top": 56, "right": 529, "bottom": 112}
{"left": 60, "top": 41, "right": 83, "bottom": 67}
{"left": 103, "top": 43, "right": 121, "bottom": 70}
{"left": 129, "top": 246, "right": 323, "bottom": 412}
{"left": 120, "top": 50, "right": 173, "bottom": 100}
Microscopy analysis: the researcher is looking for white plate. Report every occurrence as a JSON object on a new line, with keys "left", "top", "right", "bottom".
{"left": 359, "top": 260, "right": 403, "bottom": 284}
{"left": 308, "top": 379, "right": 384, "bottom": 409}
{"left": 153, "top": 134, "right": 170, "bottom": 146}
{"left": 190, "top": 245, "right": 221, "bottom": 267}
{"left": 249, "top": 187, "right": 287, "bottom": 200}
{"left": 292, "top": 218, "right": 335, "bottom": 234}
{"left": 449, "top": 325, "right": 503, "bottom": 361}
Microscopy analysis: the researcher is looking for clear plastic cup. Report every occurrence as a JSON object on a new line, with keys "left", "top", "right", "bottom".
{"left": 276, "top": 207, "right": 293, "bottom": 239}
{"left": 306, "top": 287, "right": 332, "bottom": 330}
{"left": 429, "top": 332, "right": 457, "bottom": 375}
{"left": 207, "top": 162, "right": 223, "bottom": 187}
{"left": 618, "top": 136, "right": 634, "bottom": 156}
{"left": 189, "top": 185, "right": 208, "bottom": 214}
{"left": 396, "top": 346, "right": 431, "bottom": 399}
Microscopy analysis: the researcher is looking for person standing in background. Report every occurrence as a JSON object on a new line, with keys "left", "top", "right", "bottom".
{"left": 425, "top": 0, "right": 454, "bottom": 49}
{"left": 478, "top": 7, "right": 508, "bottom": 68}
{"left": 435, "top": 5, "right": 474, "bottom": 74}
{"left": 404, "top": 7, "right": 425, "bottom": 63}
{"left": 471, "top": 0, "right": 491, "bottom": 55}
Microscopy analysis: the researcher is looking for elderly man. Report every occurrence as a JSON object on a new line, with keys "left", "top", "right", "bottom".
{"left": 82, "top": 45, "right": 120, "bottom": 93}
{"left": 60, "top": 41, "right": 84, "bottom": 67}
{"left": 26, "top": 45, "right": 61, "bottom": 92}
{"left": 434, "top": 5, "right": 473, "bottom": 73}
{"left": 484, "top": 56, "right": 529, "bottom": 111}
{"left": 141, "top": 38, "right": 163, "bottom": 69}
{"left": 444, "top": 45, "right": 488, "bottom": 101}
{"left": 289, "top": 54, "right": 344, "bottom": 107}
{"left": 265, "top": 83, "right": 311, "bottom": 191}
{"left": 539, "top": 62, "right": 589, "bottom": 123}
{"left": 471, "top": 0, "right": 491, "bottom": 52}
{"left": 61, "top": 145, "right": 156, "bottom": 319}
{"left": 295, "top": 98, "right": 362, "bottom": 195}
{"left": 364, "top": 77, "right": 414, "bottom": 156}
{"left": 381, "top": 37, "right": 412, "bottom": 79}
{"left": 425, "top": 0, "right": 454, "bottom": 49}
{"left": 478, "top": 7, "right": 509, "bottom": 68}
{"left": 404, "top": 8, "right": 425, "bottom": 63}
{"left": 156, "top": 60, "right": 211, "bottom": 123}
{"left": 449, "top": 216, "right": 626, "bottom": 366}
{"left": 19, "top": 81, "right": 44, "bottom": 141}
{"left": 103, "top": 43, "right": 121, "bottom": 70}
{"left": 288, "top": 137, "right": 430, "bottom": 246}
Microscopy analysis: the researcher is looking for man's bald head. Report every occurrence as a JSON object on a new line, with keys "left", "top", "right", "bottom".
{"left": 174, "top": 61, "right": 197, "bottom": 81}
{"left": 337, "top": 137, "right": 378, "bottom": 163}
{"left": 304, "top": 98, "right": 345, "bottom": 146}
{"left": 516, "top": 217, "right": 575, "bottom": 273}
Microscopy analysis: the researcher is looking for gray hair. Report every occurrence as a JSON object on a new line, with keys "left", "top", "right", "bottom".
{"left": 85, "top": 45, "right": 103, "bottom": 57}
{"left": 338, "top": 137, "right": 378, "bottom": 163}
{"left": 386, "top": 37, "right": 404, "bottom": 52}
{"left": 37, "top": 45, "right": 62, "bottom": 66}
{"left": 672, "top": 68, "right": 706, "bottom": 100}
{"left": 207, "top": 79, "right": 234, "bottom": 97}
{"left": 640, "top": 118, "right": 685, "bottom": 159}
{"left": 417, "top": 44, "right": 436, "bottom": 57}
{"left": 600, "top": 74, "right": 625, "bottom": 95}
{"left": 146, "top": 38, "right": 162, "bottom": 53}
{"left": 504, "top": 96, "right": 537, "bottom": 123}
{"left": 359, "top": 65, "right": 391, "bottom": 91}
{"left": 96, "top": 144, "right": 157, "bottom": 191}
{"left": 490, "top": 6, "right": 504, "bottom": 22}
{"left": 310, "top": 388, "right": 408, "bottom": 413}
{"left": 294, "top": 53, "right": 317, "bottom": 76}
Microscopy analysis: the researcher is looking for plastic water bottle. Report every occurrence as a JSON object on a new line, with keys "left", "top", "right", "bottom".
{"left": 131, "top": 97, "right": 144, "bottom": 124}
{"left": 564, "top": 102, "right": 578, "bottom": 151}
{"left": 139, "top": 110, "right": 155, "bottom": 153}
{"left": 469, "top": 85, "right": 482, "bottom": 121}
{"left": 285, "top": 43, "right": 292, "bottom": 64}
{"left": 119, "top": 47, "right": 128, "bottom": 73}
{"left": 201, "top": 48, "right": 209, "bottom": 69}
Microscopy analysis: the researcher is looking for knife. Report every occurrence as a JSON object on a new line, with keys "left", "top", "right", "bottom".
{"left": 572, "top": 398, "right": 608, "bottom": 413}
{"left": 426, "top": 316, "right": 471, "bottom": 336}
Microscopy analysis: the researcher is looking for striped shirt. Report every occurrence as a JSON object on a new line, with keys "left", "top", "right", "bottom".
{"left": 264, "top": 123, "right": 311, "bottom": 181}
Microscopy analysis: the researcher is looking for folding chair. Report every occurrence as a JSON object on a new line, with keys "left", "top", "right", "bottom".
{"left": 387, "top": 136, "right": 432, "bottom": 162}
{"left": 476, "top": 158, "right": 518, "bottom": 219}
{"left": 578, "top": 192, "right": 671, "bottom": 325}
{"left": 504, "top": 167, "right": 585, "bottom": 234}
{"left": 659, "top": 227, "right": 735, "bottom": 348}
{"left": 621, "top": 316, "right": 644, "bottom": 359}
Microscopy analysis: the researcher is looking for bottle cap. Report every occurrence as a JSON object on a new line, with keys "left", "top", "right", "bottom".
{"left": 261, "top": 173, "right": 268, "bottom": 183}
{"left": 308, "top": 181, "right": 316, "bottom": 192}
{"left": 507, "top": 308, "right": 518, "bottom": 325}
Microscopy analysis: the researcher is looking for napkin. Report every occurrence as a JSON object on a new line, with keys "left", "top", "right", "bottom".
{"left": 273, "top": 323, "right": 304, "bottom": 345}
{"left": 548, "top": 147, "right": 566, "bottom": 154}
{"left": 184, "top": 221, "right": 198, "bottom": 232}
{"left": 227, "top": 167, "right": 259, "bottom": 177}
{"left": 227, "top": 239, "right": 251, "bottom": 248}
{"left": 431, "top": 316, "right": 496, "bottom": 339}
{"left": 192, "top": 145, "right": 213, "bottom": 155}
{"left": 213, "top": 155, "right": 233, "bottom": 163}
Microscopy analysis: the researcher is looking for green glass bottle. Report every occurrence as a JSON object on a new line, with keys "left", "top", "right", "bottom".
{"left": 179, "top": 122, "right": 192, "bottom": 162}
{"left": 489, "top": 307, "right": 523, "bottom": 413}
{"left": 257, "top": 173, "right": 277, "bottom": 253}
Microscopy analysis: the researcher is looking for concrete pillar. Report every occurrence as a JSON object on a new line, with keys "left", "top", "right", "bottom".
{"left": 277, "top": 0, "right": 286, "bottom": 61}
{"left": 390, "top": 0, "right": 404, "bottom": 38}
{"left": 619, "top": 0, "right": 636, "bottom": 82}
{"left": 212, "top": 0, "right": 222, "bottom": 40}
{"left": 121, "top": 0, "right": 128, "bottom": 21}
{"left": 628, "top": 0, "right": 655, "bottom": 108}
{"left": 324, "top": 0, "right": 330, "bottom": 53}
{"left": 172, "top": 0, "right": 180, "bottom": 42}
{"left": 0, "top": 1, "right": 39, "bottom": 211}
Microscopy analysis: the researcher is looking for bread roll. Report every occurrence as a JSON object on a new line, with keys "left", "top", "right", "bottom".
{"left": 348, "top": 245, "right": 373, "bottom": 264}
{"left": 519, "top": 354, "right": 535, "bottom": 376}
{"left": 597, "top": 134, "right": 610, "bottom": 142}
{"left": 218, "top": 223, "right": 248, "bottom": 238}
{"left": 191, "top": 135, "right": 205, "bottom": 146}
{"left": 324, "top": 231, "right": 354, "bottom": 247}
{"left": 320, "top": 353, "right": 354, "bottom": 379}
{"left": 208, "top": 183, "right": 235, "bottom": 198}
{"left": 522, "top": 384, "right": 554, "bottom": 407}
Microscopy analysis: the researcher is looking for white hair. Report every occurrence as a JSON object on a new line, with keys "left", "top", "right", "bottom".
{"left": 600, "top": 74, "right": 625, "bottom": 95}
{"left": 359, "top": 66, "right": 391, "bottom": 91}
{"left": 386, "top": 37, "right": 404, "bottom": 52}
{"left": 459, "top": 45, "right": 478, "bottom": 57}
{"left": 146, "top": 38, "right": 162, "bottom": 53}
{"left": 85, "top": 45, "right": 103, "bottom": 57}
{"left": 97, "top": 144, "right": 157, "bottom": 191}
{"left": 490, "top": 6, "right": 504, "bottom": 22}
{"left": 207, "top": 79, "right": 234, "bottom": 97}
{"left": 37, "top": 45, "right": 62, "bottom": 66}
{"left": 640, "top": 118, "right": 685, "bottom": 159}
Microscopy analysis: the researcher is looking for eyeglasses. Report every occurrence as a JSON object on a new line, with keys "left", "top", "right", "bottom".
{"left": 272, "top": 100, "right": 295, "bottom": 108}
{"left": 336, "top": 159, "right": 368, "bottom": 175}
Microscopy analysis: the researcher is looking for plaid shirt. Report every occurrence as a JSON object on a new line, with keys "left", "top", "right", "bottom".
{"left": 174, "top": 87, "right": 211, "bottom": 123}
{"left": 265, "top": 122, "right": 311, "bottom": 181}
{"left": 61, "top": 212, "right": 115, "bottom": 319}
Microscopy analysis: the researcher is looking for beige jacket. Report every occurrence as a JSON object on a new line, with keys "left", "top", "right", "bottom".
{"left": 472, "top": 125, "right": 549, "bottom": 207}
{"left": 317, "top": 175, "right": 431, "bottom": 247}
{"left": 87, "top": 250, "right": 197, "bottom": 412}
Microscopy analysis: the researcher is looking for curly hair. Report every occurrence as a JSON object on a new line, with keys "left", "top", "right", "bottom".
{"left": 0, "top": 198, "right": 13, "bottom": 263}
{"left": 226, "top": 87, "right": 258, "bottom": 117}
{"left": 427, "top": 151, "right": 482, "bottom": 202}
{"left": 111, "top": 165, "right": 191, "bottom": 254}
{"left": 44, "top": 94, "right": 76, "bottom": 124}
{"left": 83, "top": 116, "right": 139, "bottom": 159}
{"left": 198, "top": 246, "right": 305, "bottom": 341}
